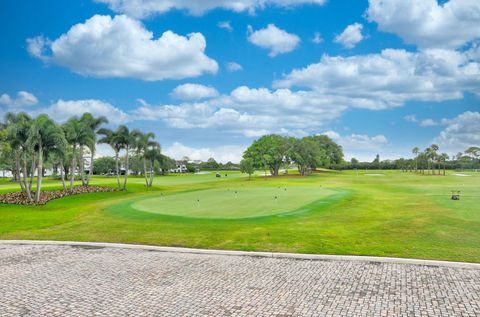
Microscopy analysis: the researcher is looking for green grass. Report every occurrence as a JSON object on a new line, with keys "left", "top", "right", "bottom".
{"left": 0, "top": 170, "right": 479, "bottom": 262}
{"left": 127, "top": 186, "right": 339, "bottom": 219}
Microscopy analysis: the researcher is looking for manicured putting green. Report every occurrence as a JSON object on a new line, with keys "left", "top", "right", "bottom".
{"left": 130, "top": 186, "right": 337, "bottom": 219}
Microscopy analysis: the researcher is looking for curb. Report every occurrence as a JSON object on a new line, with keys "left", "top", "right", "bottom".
{"left": 1, "top": 240, "right": 479, "bottom": 270}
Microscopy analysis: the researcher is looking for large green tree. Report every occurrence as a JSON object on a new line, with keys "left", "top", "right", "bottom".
{"left": 243, "top": 135, "right": 290, "bottom": 176}
{"left": 289, "top": 137, "right": 326, "bottom": 176}
{"left": 310, "top": 135, "right": 344, "bottom": 167}
{"left": 240, "top": 157, "right": 255, "bottom": 180}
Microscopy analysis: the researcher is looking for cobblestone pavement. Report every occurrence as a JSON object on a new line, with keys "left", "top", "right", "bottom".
{"left": 0, "top": 245, "right": 479, "bottom": 317}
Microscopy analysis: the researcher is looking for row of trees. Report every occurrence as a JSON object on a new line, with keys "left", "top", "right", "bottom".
{"left": 0, "top": 112, "right": 165, "bottom": 203}
{"left": 337, "top": 145, "right": 479, "bottom": 173}
{"left": 240, "top": 134, "right": 343, "bottom": 177}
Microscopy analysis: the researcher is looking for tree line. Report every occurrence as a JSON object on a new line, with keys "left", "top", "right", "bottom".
{"left": 0, "top": 112, "right": 168, "bottom": 203}
{"left": 240, "top": 134, "right": 344, "bottom": 177}
{"left": 337, "top": 145, "right": 480, "bottom": 174}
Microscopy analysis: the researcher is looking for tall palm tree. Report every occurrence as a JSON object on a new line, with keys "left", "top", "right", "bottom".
{"left": 412, "top": 147, "right": 419, "bottom": 172}
{"left": 430, "top": 144, "right": 439, "bottom": 175}
{"left": 98, "top": 128, "right": 123, "bottom": 189}
{"left": 63, "top": 117, "right": 94, "bottom": 191}
{"left": 98, "top": 126, "right": 135, "bottom": 190}
{"left": 5, "top": 112, "right": 34, "bottom": 201}
{"left": 132, "top": 130, "right": 157, "bottom": 187}
{"left": 439, "top": 153, "right": 449, "bottom": 176}
{"left": 116, "top": 125, "right": 136, "bottom": 190}
{"left": 27, "top": 114, "right": 66, "bottom": 202}
{"left": 80, "top": 113, "right": 108, "bottom": 186}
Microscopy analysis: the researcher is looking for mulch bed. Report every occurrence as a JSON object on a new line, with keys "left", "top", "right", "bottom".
{"left": 0, "top": 186, "right": 120, "bottom": 205}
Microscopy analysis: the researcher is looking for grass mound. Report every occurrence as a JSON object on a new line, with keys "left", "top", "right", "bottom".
{"left": 127, "top": 186, "right": 338, "bottom": 219}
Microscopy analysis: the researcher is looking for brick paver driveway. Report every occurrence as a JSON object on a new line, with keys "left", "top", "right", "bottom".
{"left": 0, "top": 244, "right": 479, "bottom": 317}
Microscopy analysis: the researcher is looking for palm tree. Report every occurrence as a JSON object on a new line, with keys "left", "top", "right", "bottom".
{"left": 117, "top": 126, "right": 136, "bottom": 190}
{"left": 27, "top": 114, "right": 66, "bottom": 202}
{"left": 98, "top": 128, "right": 123, "bottom": 189}
{"left": 132, "top": 130, "right": 157, "bottom": 187}
{"left": 430, "top": 144, "right": 439, "bottom": 175}
{"left": 439, "top": 153, "right": 449, "bottom": 176}
{"left": 80, "top": 113, "right": 108, "bottom": 186}
{"left": 98, "top": 125, "right": 135, "bottom": 190}
{"left": 412, "top": 147, "right": 419, "bottom": 172}
{"left": 5, "top": 112, "right": 34, "bottom": 201}
{"left": 145, "top": 142, "right": 161, "bottom": 187}
{"left": 63, "top": 117, "right": 94, "bottom": 191}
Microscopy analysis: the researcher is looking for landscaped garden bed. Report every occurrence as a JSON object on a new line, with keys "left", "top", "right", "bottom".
{"left": 0, "top": 186, "right": 119, "bottom": 205}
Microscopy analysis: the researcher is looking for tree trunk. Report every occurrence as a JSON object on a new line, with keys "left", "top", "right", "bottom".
{"left": 60, "top": 161, "right": 67, "bottom": 191}
{"left": 148, "top": 159, "right": 154, "bottom": 187}
{"left": 15, "top": 155, "right": 25, "bottom": 193}
{"left": 29, "top": 153, "right": 36, "bottom": 192}
{"left": 70, "top": 144, "right": 77, "bottom": 191}
{"left": 22, "top": 153, "right": 33, "bottom": 202}
{"left": 123, "top": 146, "right": 129, "bottom": 190}
{"left": 115, "top": 150, "right": 121, "bottom": 189}
{"left": 80, "top": 145, "right": 85, "bottom": 186}
{"left": 143, "top": 156, "right": 148, "bottom": 187}
{"left": 35, "top": 145, "right": 43, "bottom": 203}
{"left": 87, "top": 147, "right": 94, "bottom": 186}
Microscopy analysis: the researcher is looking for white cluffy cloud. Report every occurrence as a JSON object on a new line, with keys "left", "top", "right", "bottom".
{"left": 0, "top": 91, "right": 38, "bottom": 107}
{"left": 404, "top": 115, "right": 451, "bottom": 127}
{"left": 27, "top": 15, "right": 218, "bottom": 81}
{"left": 367, "top": 0, "right": 480, "bottom": 49}
{"left": 226, "top": 62, "right": 243, "bottom": 72}
{"left": 164, "top": 142, "right": 247, "bottom": 163}
{"left": 275, "top": 48, "right": 480, "bottom": 109}
{"left": 324, "top": 131, "right": 388, "bottom": 161}
{"left": 247, "top": 24, "right": 300, "bottom": 57}
{"left": 218, "top": 21, "right": 233, "bottom": 31}
{"left": 433, "top": 111, "right": 480, "bottom": 153}
{"left": 170, "top": 83, "right": 219, "bottom": 100}
{"left": 312, "top": 32, "right": 323, "bottom": 44}
{"left": 334, "top": 23, "right": 364, "bottom": 49}
{"left": 132, "top": 86, "right": 346, "bottom": 137}
{"left": 96, "top": 0, "right": 326, "bottom": 18}
{"left": 38, "top": 99, "right": 129, "bottom": 125}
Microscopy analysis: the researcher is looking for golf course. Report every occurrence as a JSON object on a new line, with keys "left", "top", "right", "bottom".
{"left": 1, "top": 170, "right": 479, "bottom": 263}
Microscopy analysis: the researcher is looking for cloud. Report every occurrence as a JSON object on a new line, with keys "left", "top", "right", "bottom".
{"left": 218, "top": 21, "right": 233, "bottom": 31}
{"left": 0, "top": 91, "right": 38, "bottom": 108}
{"left": 324, "top": 131, "right": 389, "bottom": 161}
{"left": 163, "top": 142, "right": 247, "bottom": 163}
{"left": 132, "top": 86, "right": 346, "bottom": 136}
{"left": 226, "top": 62, "right": 243, "bottom": 72}
{"left": 367, "top": 0, "right": 480, "bottom": 49}
{"left": 96, "top": 0, "right": 326, "bottom": 18}
{"left": 334, "top": 23, "right": 364, "bottom": 49}
{"left": 38, "top": 99, "right": 129, "bottom": 124}
{"left": 27, "top": 15, "right": 218, "bottom": 81}
{"left": 274, "top": 48, "right": 480, "bottom": 109}
{"left": 170, "top": 84, "right": 219, "bottom": 100}
{"left": 433, "top": 111, "right": 480, "bottom": 153}
{"left": 324, "top": 131, "right": 388, "bottom": 150}
{"left": 247, "top": 24, "right": 300, "bottom": 57}
{"left": 404, "top": 114, "right": 452, "bottom": 127}
{"left": 312, "top": 32, "right": 323, "bottom": 44}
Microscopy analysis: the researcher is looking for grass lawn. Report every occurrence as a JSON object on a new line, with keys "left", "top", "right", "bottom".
{"left": 0, "top": 170, "right": 479, "bottom": 262}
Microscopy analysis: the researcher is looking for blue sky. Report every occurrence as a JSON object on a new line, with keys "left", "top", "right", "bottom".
{"left": 0, "top": 0, "right": 479, "bottom": 162}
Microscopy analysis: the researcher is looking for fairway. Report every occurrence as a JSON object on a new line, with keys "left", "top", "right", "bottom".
{"left": 129, "top": 187, "right": 337, "bottom": 219}
{"left": 1, "top": 170, "right": 480, "bottom": 263}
